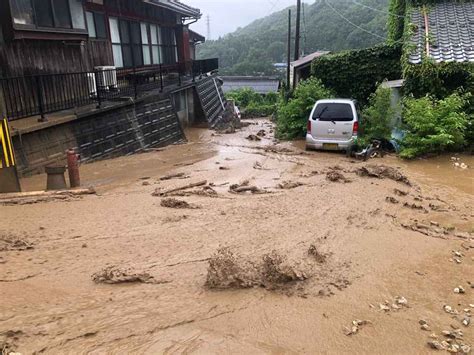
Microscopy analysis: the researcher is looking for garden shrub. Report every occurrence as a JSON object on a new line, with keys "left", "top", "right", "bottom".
{"left": 276, "top": 78, "right": 333, "bottom": 139}
{"left": 400, "top": 92, "right": 470, "bottom": 159}
{"left": 360, "top": 86, "right": 398, "bottom": 146}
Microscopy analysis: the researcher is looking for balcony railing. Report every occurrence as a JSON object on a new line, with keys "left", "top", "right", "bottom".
{"left": 0, "top": 58, "right": 219, "bottom": 121}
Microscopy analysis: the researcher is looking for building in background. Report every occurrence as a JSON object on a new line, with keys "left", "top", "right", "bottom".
{"left": 290, "top": 51, "right": 329, "bottom": 87}
{"left": 221, "top": 76, "right": 281, "bottom": 95}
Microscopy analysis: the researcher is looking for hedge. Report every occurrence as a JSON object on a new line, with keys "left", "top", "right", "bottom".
{"left": 311, "top": 44, "right": 402, "bottom": 106}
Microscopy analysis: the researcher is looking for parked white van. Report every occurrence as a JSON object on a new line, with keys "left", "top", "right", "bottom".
{"left": 306, "top": 99, "right": 359, "bottom": 152}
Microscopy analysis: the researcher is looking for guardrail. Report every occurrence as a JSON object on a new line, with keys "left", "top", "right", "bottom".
{"left": 0, "top": 58, "right": 219, "bottom": 121}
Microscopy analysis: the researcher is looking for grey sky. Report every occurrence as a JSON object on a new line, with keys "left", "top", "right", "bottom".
{"left": 186, "top": 0, "right": 316, "bottom": 39}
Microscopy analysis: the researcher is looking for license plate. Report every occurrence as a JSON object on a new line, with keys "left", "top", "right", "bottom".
{"left": 323, "top": 143, "right": 339, "bottom": 150}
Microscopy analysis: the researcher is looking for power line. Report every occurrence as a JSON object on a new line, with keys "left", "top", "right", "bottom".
{"left": 324, "top": 0, "right": 386, "bottom": 41}
{"left": 351, "top": 0, "right": 405, "bottom": 18}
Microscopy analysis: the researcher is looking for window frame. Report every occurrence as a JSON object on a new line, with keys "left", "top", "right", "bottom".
{"left": 9, "top": 0, "right": 87, "bottom": 35}
{"left": 86, "top": 11, "right": 106, "bottom": 40}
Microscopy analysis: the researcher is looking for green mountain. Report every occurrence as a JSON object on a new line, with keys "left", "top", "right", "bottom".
{"left": 197, "top": 0, "right": 390, "bottom": 76}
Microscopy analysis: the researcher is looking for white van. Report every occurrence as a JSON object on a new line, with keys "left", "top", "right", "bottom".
{"left": 306, "top": 99, "right": 359, "bottom": 152}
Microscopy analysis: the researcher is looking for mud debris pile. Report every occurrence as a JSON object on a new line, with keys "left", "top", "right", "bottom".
{"left": 160, "top": 198, "right": 200, "bottom": 209}
{"left": 326, "top": 171, "right": 350, "bottom": 183}
{"left": 92, "top": 266, "right": 166, "bottom": 285}
{"left": 356, "top": 165, "right": 412, "bottom": 186}
{"left": 0, "top": 235, "right": 33, "bottom": 252}
{"left": 277, "top": 181, "right": 304, "bottom": 190}
{"left": 205, "top": 248, "right": 313, "bottom": 291}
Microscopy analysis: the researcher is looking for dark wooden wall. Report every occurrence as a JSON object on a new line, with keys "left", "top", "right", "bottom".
{"left": 0, "top": 39, "right": 113, "bottom": 77}
{"left": 0, "top": 0, "right": 182, "bottom": 77}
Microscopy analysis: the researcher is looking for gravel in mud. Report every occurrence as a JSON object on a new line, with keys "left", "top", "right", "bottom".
{"left": 0, "top": 119, "right": 473, "bottom": 354}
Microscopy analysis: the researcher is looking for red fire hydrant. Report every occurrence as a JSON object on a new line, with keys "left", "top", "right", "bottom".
{"left": 66, "top": 149, "right": 81, "bottom": 188}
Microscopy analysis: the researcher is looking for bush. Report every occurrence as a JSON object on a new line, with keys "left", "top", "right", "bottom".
{"left": 400, "top": 93, "right": 470, "bottom": 159}
{"left": 360, "top": 86, "right": 398, "bottom": 145}
{"left": 311, "top": 44, "right": 402, "bottom": 105}
{"left": 276, "top": 78, "right": 333, "bottom": 139}
{"left": 225, "top": 88, "right": 278, "bottom": 118}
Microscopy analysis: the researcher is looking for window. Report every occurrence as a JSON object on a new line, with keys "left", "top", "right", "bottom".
{"left": 10, "top": 0, "right": 85, "bottom": 30}
{"left": 313, "top": 103, "right": 354, "bottom": 122}
{"left": 86, "top": 11, "right": 106, "bottom": 39}
{"left": 140, "top": 23, "right": 162, "bottom": 66}
{"left": 109, "top": 18, "right": 143, "bottom": 68}
{"left": 109, "top": 17, "right": 123, "bottom": 68}
{"left": 141, "top": 23, "right": 151, "bottom": 65}
{"left": 161, "top": 27, "right": 178, "bottom": 65}
{"left": 11, "top": 0, "right": 34, "bottom": 25}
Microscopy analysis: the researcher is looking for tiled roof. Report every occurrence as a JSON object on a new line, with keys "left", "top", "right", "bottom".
{"left": 408, "top": 1, "right": 474, "bottom": 64}
{"left": 220, "top": 76, "right": 281, "bottom": 95}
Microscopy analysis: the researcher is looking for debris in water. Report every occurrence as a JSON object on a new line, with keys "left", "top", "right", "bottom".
{"left": 0, "top": 236, "right": 34, "bottom": 252}
{"left": 205, "top": 248, "right": 259, "bottom": 289}
{"left": 246, "top": 134, "right": 262, "bottom": 141}
{"left": 394, "top": 188, "right": 409, "bottom": 196}
{"left": 160, "top": 198, "right": 199, "bottom": 209}
{"left": 256, "top": 129, "right": 266, "bottom": 137}
{"left": 92, "top": 266, "right": 167, "bottom": 284}
{"left": 159, "top": 172, "right": 189, "bottom": 181}
{"left": 229, "top": 180, "right": 266, "bottom": 194}
{"left": 308, "top": 244, "right": 327, "bottom": 263}
{"left": 326, "top": 171, "right": 350, "bottom": 183}
{"left": 344, "top": 319, "right": 371, "bottom": 336}
{"left": 356, "top": 165, "right": 411, "bottom": 186}
{"left": 261, "top": 250, "right": 308, "bottom": 287}
{"left": 153, "top": 180, "right": 207, "bottom": 197}
{"left": 386, "top": 196, "right": 399, "bottom": 204}
{"left": 278, "top": 181, "right": 304, "bottom": 190}
{"left": 454, "top": 286, "right": 466, "bottom": 294}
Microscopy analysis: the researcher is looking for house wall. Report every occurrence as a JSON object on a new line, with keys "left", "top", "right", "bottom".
{"left": 0, "top": 0, "right": 186, "bottom": 77}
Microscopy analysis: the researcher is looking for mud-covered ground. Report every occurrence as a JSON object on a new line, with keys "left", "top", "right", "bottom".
{"left": 1, "top": 119, "right": 473, "bottom": 354}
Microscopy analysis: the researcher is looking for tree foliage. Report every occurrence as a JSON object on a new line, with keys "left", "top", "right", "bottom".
{"left": 361, "top": 86, "right": 398, "bottom": 144}
{"left": 197, "top": 0, "right": 390, "bottom": 76}
{"left": 226, "top": 89, "right": 279, "bottom": 118}
{"left": 276, "top": 78, "right": 334, "bottom": 139}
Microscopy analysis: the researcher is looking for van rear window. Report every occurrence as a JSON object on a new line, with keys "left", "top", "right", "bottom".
{"left": 313, "top": 103, "right": 354, "bottom": 122}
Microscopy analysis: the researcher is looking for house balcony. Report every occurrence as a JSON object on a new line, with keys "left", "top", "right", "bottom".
{"left": 0, "top": 58, "right": 219, "bottom": 122}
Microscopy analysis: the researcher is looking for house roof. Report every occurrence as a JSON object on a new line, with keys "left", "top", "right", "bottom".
{"left": 189, "top": 29, "right": 205, "bottom": 43}
{"left": 408, "top": 1, "right": 474, "bottom": 64}
{"left": 291, "top": 51, "right": 330, "bottom": 68}
{"left": 144, "top": 0, "right": 201, "bottom": 18}
{"left": 220, "top": 76, "right": 281, "bottom": 95}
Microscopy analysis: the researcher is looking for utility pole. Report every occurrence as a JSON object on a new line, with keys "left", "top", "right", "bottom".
{"left": 286, "top": 9, "right": 292, "bottom": 95}
{"left": 206, "top": 15, "right": 211, "bottom": 40}
{"left": 294, "top": 0, "right": 301, "bottom": 61}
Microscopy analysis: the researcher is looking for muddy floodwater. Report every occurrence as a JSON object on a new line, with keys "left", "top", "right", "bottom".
{"left": 1, "top": 119, "right": 473, "bottom": 354}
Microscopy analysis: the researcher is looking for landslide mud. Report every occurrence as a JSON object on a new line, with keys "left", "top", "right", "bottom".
{"left": 0, "top": 119, "right": 473, "bottom": 354}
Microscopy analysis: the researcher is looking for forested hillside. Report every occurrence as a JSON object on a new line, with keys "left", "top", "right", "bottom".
{"left": 197, "top": 0, "right": 389, "bottom": 75}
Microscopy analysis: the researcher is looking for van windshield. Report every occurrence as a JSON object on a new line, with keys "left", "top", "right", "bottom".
{"left": 313, "top": 103, "right": 354, "bottom": 122}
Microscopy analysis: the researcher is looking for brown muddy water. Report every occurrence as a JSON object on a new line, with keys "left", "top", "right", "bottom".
{"left": 1, "top": 119, "right": 473, "bottom": 354}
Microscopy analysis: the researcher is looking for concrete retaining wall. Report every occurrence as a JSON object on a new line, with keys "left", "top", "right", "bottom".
{"left": 13, "top": 95, "right": 185, "bottom": 176}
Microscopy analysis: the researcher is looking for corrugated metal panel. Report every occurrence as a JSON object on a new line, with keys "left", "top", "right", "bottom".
{"left": 195, "top": 75, "right": 226, "bottom": 128}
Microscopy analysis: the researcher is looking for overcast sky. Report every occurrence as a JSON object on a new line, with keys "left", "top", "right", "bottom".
{"left": 186, "top": 0, "right": 316, "bottom": 39}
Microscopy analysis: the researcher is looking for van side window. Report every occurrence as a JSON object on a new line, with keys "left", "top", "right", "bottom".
{"left": 313, "top": 103, "right": 354, "bottom": 122}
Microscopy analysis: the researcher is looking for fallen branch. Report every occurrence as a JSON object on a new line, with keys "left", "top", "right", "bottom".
{"left": 0, "top": 187, "right": 96, "bottom": 200}
{"left": 153, "top": 180, "right": 207, "bottom": 197}
{"left": 159, "top": 172, "right": 188, "bottom": 181}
